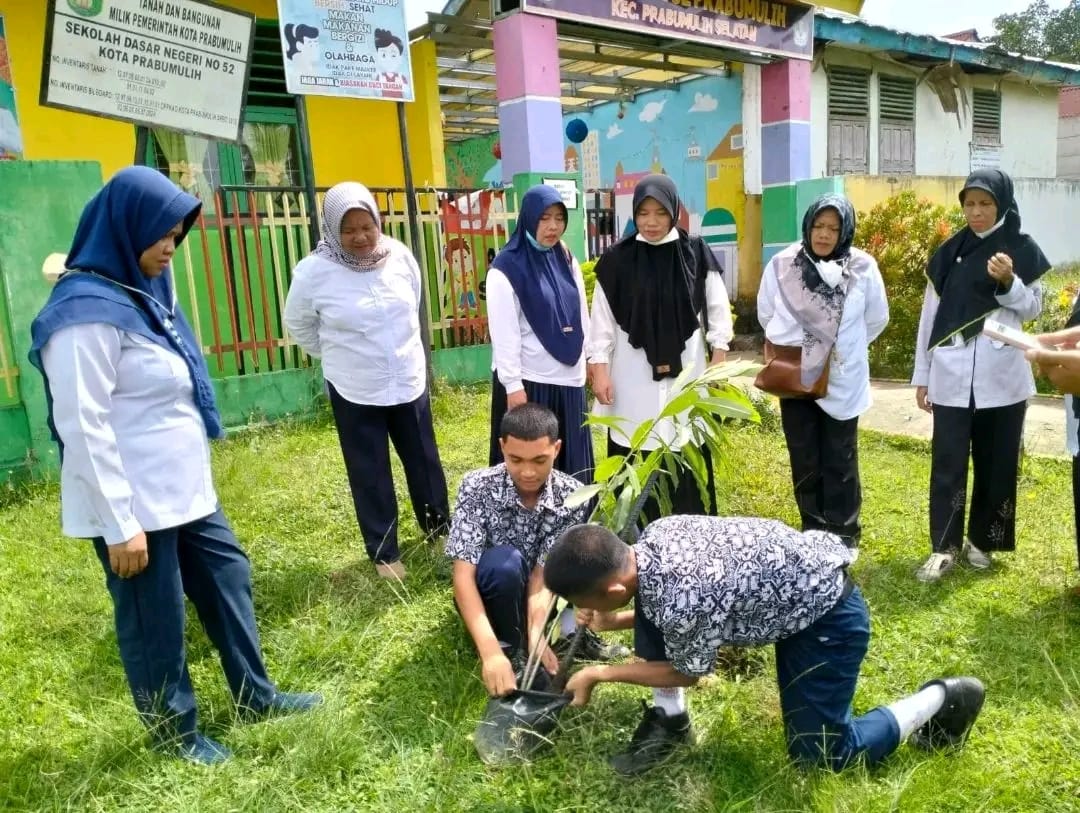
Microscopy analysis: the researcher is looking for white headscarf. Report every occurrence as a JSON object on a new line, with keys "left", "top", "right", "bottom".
{"left": 314, "top": 182, "right": 392, "bottom": 271}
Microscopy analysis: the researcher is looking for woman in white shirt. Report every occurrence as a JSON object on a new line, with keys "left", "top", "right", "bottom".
{"left": 487, "top": 184, "right": 592, "bottom": 482}
{"left": 587, "top": 174, "right": 733, "bottom": 518}
{"left": 284, "top": 182, "right": 449, "bottom": 581}
{"left": 912, "top": 170, "right": 1050, "bottom": 582}
{"left": 757, "top": 195, "right": 890, "bottom": 553}
{"left": 27, "top": 166, "right": 320, "bottom": 765}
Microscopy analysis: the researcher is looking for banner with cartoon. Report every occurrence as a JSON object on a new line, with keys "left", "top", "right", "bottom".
{"left": 276, "top": 0, "right": 413, "bottom": 101}
{"left": 0, "top": 15, "right": 23, "bottom": 159}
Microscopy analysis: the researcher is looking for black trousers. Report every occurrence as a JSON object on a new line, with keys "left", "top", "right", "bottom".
{"left": 1074, "top": 456, "right": 1080, "bottom": 571}
{"left": 328, "top": 384, "right": 450, "bottom": 564}
{"left": 929, "top": 400, "right": 1026, "bottom": 553}
{"left": 606, "top": 434, "right": 716, "bottom": 524}
{"left": 779, "top": 398, "right": 861, "bottom": 544}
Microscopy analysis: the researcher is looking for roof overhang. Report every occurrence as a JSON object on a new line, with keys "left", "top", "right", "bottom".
{"left": 815, "top": 11, "right": 1080, "bottom": 88}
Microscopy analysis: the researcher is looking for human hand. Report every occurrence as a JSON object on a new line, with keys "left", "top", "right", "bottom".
{"left": 592, "top": 371, "right": 614, "bottom": 405}
{"left": 1025, "top": 348, "right": 1080, "bottom": 396}
{"left": 541, "top": 641, "right": 560, "bottom": 675}
{"left": 576, "top": 608, "right": 621, "bottom": 632}
{"left": 915, "top": 385, "right": 932, "bottom": 414}
{"left": 506, "top": 389, "right": 528, "bottom": 409}
{"left": 1032, "top": 326, "right": 1080, "bottom": 351}
{"left": 565, "top": 666, "right": 602, "bottom": 707}
{"left": 708, "top": 349, "right": 727, "bottom": 368}
{"left": 109, "top": 531, "right": 149, "bottom": 578}
{"left": 481, "top": 652, "right": 517, "bottom": 697}
{"left": 987, "top": 252, "right": 1015, "bottom": 287}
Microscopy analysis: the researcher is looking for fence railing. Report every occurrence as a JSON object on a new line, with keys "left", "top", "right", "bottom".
{"left": 0, "top": 292, "right": 18, "bottom": 407}
{"left": 169, "top": 184, "right": 520, "bottom": 379}
{"left": 585, "top": 188, "right": 617, "bottom": 260}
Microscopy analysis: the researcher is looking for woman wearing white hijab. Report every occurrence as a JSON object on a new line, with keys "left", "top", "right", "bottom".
{"left": 757, "top": 195, "right": 889, "bottom": 554}
{"left": 285, "top": 182, "right": 450, "bottom": 580}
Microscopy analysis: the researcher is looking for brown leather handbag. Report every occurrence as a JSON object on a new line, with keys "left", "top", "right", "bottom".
{"left": 753, "top": 340, "right": 830, "bottom": 399}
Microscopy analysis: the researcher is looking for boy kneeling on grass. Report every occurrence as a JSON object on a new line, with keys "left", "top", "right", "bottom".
{"left": 446, "top": 403, "right": 628, "bottom": 697}
{"left": 544, "top": 515, "right": 986, "bottom": 776}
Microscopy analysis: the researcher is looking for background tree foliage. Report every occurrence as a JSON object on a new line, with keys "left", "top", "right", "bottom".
{"left": 991, "top": 0, "right": 1080, "bottom": 62}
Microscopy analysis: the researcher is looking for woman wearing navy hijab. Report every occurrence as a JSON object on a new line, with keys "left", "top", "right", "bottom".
{"left": 487, "top": 184, "right": 593, "bottom": 482}
{"left": 28, "top": 166, "right": 320, "bottom": 764}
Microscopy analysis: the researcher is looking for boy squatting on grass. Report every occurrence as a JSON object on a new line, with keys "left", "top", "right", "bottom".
{"left": 445, "top": 403, "right": 628, "bottom": 696}
{"left": 543, "top": 516, "right": 986, "bottom": 776}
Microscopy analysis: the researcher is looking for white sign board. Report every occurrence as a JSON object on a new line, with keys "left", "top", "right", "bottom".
{"left": 542, "top": 178, "right": 579, "bottom": 210}
{"left": 276, "top": 0, "right": 413, "bottom": 101}
{"left": 41, "top": 0, "right": 254, "bottom": 142}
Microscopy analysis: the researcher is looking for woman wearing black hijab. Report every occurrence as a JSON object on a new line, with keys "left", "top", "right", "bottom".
{"left": 912, "top": 169, "right": 1050, "bottom": 582}
{"left": 757, "top": 195, "right": 889, "bottom": 553}
{"left": 586, "top": 174, "right": 733, "bottom": 518}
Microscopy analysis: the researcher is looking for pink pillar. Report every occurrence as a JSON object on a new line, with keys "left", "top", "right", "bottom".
{"left": 493, "top": 12, "right": 564, "bottom": 182}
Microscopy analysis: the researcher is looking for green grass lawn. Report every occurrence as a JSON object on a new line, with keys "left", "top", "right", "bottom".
{"left": 2, "top": 384, "right": 1080, "bottom": 811}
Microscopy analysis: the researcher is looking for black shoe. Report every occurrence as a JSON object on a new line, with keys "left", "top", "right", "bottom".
{"left": 554, "top": 628, "right": 631, "bottom": 662}
{"left": 910, "top": 677, "right": 985, "bottom": 750}
{"left": 609, "top": 702, "right": 693, "bottom": 776}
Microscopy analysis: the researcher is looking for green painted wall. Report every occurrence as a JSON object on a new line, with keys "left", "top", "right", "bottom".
{"left": 762, "top": 184, "right": 799, "bottom": 245}
{"left": 796, "top": 177, "right": 847, "bottom": 223}
{"left": 0, "top": 160, "right": 104, "bottom": 478}
{"left": 0, "top": 406, "right": 30, "bottom": 470}
{"left": 444, "top": 134, "right": 500, "bottom": 188}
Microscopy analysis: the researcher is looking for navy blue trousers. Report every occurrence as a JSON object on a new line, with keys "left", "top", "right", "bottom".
{"left": 92, "top": 509, "right": 277, "bottom": 745}
{"left": 328, "top": 384, "right": 450, "bottom": 563}
{"left": 473, "top": 545, "right": 532, "bottom": 655}
{"left": 489, "top": 373, "right": 595, "bottom": 484}
{"left": 634, "top": 584, "right": 900, "bottom": 771}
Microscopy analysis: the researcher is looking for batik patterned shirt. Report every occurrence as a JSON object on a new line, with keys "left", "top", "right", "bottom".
{"left": 635, "top": 515, "right": 854, "bottom": 677}
{"left": 445, "top": 464, "right": 590, "bottom": 569}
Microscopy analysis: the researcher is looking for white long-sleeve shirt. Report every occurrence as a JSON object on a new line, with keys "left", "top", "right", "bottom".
{"left": 40, "top": 323, "right": 218, "bottom": 545}
{"left": 911, "top": 278, "right": 1043, "bottom": 409}
{"left": 284, "top": 240, "right": 426, "bottom": 407}
{"left": 586, "top": 272, "right": 733, "bottom": 450}
{"left": 757, "top": 245, "right": 890, "bottom": 421}
{"left": 486, "top": 258, "right": 590, "bottom": 393}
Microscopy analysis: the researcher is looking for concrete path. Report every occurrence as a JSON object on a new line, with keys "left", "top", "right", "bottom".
{"left": 726, "top": 353, "right": 1070, "bottom": 459}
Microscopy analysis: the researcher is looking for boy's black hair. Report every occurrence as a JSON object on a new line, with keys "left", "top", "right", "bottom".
{"left": 544, "top": 524, "right": 629, "bottom": 597}
{"left": 499, "top": 402, "right": 560, "bottom": 444}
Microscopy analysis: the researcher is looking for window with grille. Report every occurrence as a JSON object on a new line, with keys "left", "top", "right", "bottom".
{"left": 143, "top": 19, "right": 305, "bottom": 204}
{"left": 827, "top": 66, "right": 870, "bottom": 175}
{"left": 972, "top": 88, "right": 1002, "bottom": 145}
{"left": 879, "top": 74, "right": 915, "bottom": 174}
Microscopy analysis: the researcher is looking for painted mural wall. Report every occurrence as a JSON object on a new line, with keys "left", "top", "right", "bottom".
{"left": 0, "top": 15, "right": 23, "bottom": 159}
{"left": 441, "top": 73, "right": 747, "bottom": 285}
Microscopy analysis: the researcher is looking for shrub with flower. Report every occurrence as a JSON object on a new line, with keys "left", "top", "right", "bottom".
{"left": 854, "top": 192, "right": 965, "bottom": 379}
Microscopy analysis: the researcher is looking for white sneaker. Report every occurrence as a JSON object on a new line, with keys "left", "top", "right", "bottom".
{"left": 964, "top": 541, "right": 992, "bottom": 570}
{"left": 916, "top": 552, "right": 956, "bottom": 582}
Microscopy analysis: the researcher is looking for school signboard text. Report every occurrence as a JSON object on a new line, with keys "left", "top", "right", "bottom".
{"left": 41, "top": 0, "right": 254, "bottom": 141}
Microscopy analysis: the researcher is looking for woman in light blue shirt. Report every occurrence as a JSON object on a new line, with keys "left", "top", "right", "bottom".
{"left": 284, "top": 182, "right": 450, "bottom": 580}
{"left": 756, "top": 195, "right": 890, "bottom": 552}
{"left": 28, "top": 166, "right": 320, "bottom": 765}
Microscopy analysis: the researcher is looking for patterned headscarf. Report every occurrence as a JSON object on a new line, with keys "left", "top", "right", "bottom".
{"left": 314, "top": 182, "right": 392, "bottom": 271}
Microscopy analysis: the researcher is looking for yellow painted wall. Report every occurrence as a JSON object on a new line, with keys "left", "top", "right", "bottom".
{"left": 845, "top": 175, "right": 964, "bottom": 214}
{"left": 0, "top": 0, "right": 441, "bottom": 190}
{"left": 819, "top": 0, "right": 865, "bottom": 14}
{"left": 0, "top": 1, "right": 135, "bottom": 176}
{"left": 739, "top": 195, "right": 762, "bottom": 302}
